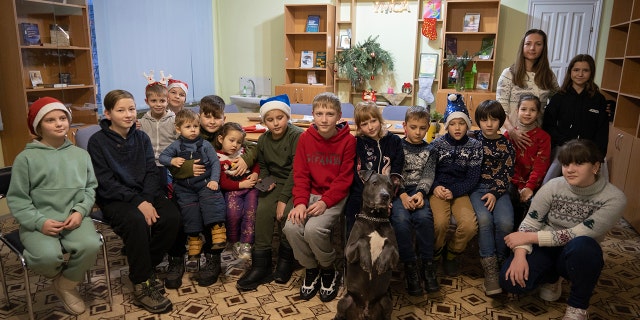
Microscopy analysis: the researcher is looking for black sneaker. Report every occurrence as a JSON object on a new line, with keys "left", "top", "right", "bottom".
{"left": 443, "top": 256, "right": 460, "bottom": 276}
{"left": 132, "top": 280, "right": 173, "bottom": 314}
{"left": 319, "top": 268, "right": 341, "bottom": 302}
{"left": 300, "top": 268, "right": 320, "bottom": 300}
{"left": 196, "top": 253, "right": 221, "bottom": 287}
{"left": 164, "top": 255, "right": 184, "bottom": 289}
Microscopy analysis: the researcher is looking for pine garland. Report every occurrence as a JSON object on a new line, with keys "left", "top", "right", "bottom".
{"left": 335, "top": 35, "right": 394, "bottom": 87}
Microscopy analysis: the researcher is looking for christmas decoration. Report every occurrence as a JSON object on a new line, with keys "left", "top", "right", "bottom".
{"left": 335, "top": 35, "right": 394, "bottom": 89}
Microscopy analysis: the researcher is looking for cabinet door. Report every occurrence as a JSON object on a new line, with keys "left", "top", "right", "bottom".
{"left": 301, "top": 85, "right": 332, "bottom": 104}
{"left": 275, "top": 85, "right": 301, "bottom": 104}
{"left": 607, "top": 126, "right": 633, "bottom": 190}
{"left": 466, "top": 91, "right": 496, "bottom": 125}
{"left": 623, "top": 137, "right": 640, "bottom": 232}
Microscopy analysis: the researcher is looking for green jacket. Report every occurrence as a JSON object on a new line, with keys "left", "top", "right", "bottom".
{"left": 8, "top": 139, "right": 97, "bottom": 232}
{"left": 257, "top": 123, "right": 303, "bottom": 204}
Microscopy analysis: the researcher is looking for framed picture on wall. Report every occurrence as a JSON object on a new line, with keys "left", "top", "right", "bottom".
{"left": 419, "top": 53, "right": 438, "bottom": 77}
{"left": 463, "top": 13, "right": 480, "bottom": 32}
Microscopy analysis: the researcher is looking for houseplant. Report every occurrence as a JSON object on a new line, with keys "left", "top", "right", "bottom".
{"left": 335, "top": 35, "right": 395, "bottom": 90}
{"left": 444, "top": 41, "right": 493, "bottom": 91}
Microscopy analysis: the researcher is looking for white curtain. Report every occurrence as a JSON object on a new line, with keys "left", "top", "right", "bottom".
{"left": 92, "top": 0, "right": 214, "bottom": 109}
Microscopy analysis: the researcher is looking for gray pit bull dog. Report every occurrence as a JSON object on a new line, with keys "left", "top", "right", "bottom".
{"left": 335, "top": 170, "right": 400, "bottom": 320}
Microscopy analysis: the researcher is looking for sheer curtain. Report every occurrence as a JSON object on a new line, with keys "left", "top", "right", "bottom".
{"left": 92, "top": 0, "right": 214, "bottom": 110}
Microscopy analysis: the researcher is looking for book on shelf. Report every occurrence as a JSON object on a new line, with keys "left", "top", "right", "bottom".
{"left": 476, "top": 73, "right": 490, "bottom": 90}
{"left": 445, "top": 37, "right": 457, "bottom": 56}
{"left": 315, "top": 51, "right": 326, "bottom": 68}
{"left": 29, "top": 70, "right": 43, "bottom": 88}
{"left": 300, "top": 50, "right": 314, "bottom": 68}
{"left": 479, "top": 37, "right": 495, "bottom": 59}
{"left": 306, "top": 15, "right": 320, "bottom": 32}
{"left": 423, "top": 0, "right": 441, "bottom": 19}
{"left": 307, "top": 71, "right": 318, "bottom": 84}
{"left": 20, "top": 23, "right": 41, "bottom": 46}
{"left": 463, "top": 13, "right": 480, "bottom": 32}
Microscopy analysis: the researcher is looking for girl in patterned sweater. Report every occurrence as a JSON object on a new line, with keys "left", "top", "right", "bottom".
{"left": 468, "top": 100, "right": 515, "bottom": 296}
{"left": 429, "top": 97, "right": 483, "bottom": 276}
{"left": 500, "top": 139, "right": 626, "bottom": 320}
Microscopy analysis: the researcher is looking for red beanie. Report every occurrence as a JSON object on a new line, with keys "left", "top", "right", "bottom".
{"left": 27, "top": 97, "right": 71, "bottom": 136}
{"left": 167, "top": 79, "right": 189, "bottom": 95}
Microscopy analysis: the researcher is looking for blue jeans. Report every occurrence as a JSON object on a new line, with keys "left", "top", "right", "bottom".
{"left": 470, "top": 188, "right": 513, "bottom": 259}
{"left": 499, "top": 236, "right": 604, "bottom": 309}
{"left": 390, "top": 187, "right": 435, "bottom": 262}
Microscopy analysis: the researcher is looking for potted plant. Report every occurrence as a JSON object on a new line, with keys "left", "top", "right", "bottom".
{"left": 444, "top": 42, "right": 493, "bottom": 91}
{"left": 335, "top": 35, "right": 395, "bottom": 90}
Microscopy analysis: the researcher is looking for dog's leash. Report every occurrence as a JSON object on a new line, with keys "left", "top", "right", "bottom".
{"left": 356, "top": 214, "right": 390, "bottom": 223}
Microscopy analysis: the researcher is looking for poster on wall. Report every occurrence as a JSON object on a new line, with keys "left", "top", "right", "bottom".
{"left": 423, "top": 0, "right": 441, "bottom": 19}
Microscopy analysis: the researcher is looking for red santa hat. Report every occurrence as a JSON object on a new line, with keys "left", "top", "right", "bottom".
{"left": 27, "top": 97, "right": 71, "bottom": 136}
{"left": 167, "top": 79, "right": 189, "bottom": 95}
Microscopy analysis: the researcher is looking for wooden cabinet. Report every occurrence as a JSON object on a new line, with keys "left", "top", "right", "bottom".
{"left": 436, "top": 90, "right": 496, "bottom": 125}
{"left": 0, "top": 0, "right": 97, "bottom": 166}
{"left": 601, "top": 0, "right": 640, "bottom": 232}
{"left": 275, "top": 84, "right": 333, "bottom": 104}
{"left": 275, "top": 4, "right": 335, "bottom": 104}
{"left": 436, "top": 0, "right": 500, "bottom": 116}
{"left": 413, "top": 0, "right": 443, "bottom": 108}
{"left": 333, "top": 0, "right": 355, "bottom": 103}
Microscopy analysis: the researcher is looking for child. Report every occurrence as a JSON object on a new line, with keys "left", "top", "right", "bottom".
{"left": 88, "top": 90, "right": 180, "bottom": 314}
{"left": 429, "top": 96, "right": 482, "bottom": 276}
{"left": 237, "top": 94, "right": 305, "bottom": 291}
{"left": 390, "top": 106, "right": 438, "bottom": 296}
{"left": 139, "top": 81, "right": 176, "bottom": 189}
{"left": 282, "top": 92, "right": 356, "bottom": 302}
{"left": 345, "top": 101, "right": 404, "bottom": 235}
{"left": 501, "top": 139, "right": 625, "bottom": 320}
{"left": 505, "top": 94, "right": 551, "bottom": 229}
{"left": 543, "top": 54, "right": 609, "bottom": 183}
{"left": 167, "top": 79, "right": 188, "bottom": 114}
{"left": 159, "top": 109, "right": 226, "bottom": 287}
{"left": 215, "top": 122, "right": 259, "bottom": 260}
{"left": 468, "top": 100, "right": 516, "bottom": 296}
{"left": 7, "top": 97, "right": 100, "bottom": 315}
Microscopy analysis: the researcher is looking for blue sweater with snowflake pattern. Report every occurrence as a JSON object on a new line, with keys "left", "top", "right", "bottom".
{"left": 429, "top": 133, "right": 483, "bottom": 198}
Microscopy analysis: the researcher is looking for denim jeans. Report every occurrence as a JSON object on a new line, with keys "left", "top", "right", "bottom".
{"left": 390, "top": 186, "right": 435, "bottom": 262}
{"left": 470, "top": 187, "right": 514, "bottom": 258}
{"left": 499, "top": 236, "right": 604, "bottom": 309}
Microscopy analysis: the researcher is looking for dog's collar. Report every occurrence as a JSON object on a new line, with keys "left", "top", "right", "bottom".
{"left": 356, "top": 214, "right": 390, "bottom": 223}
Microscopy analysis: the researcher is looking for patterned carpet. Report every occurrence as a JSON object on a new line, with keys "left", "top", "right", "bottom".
{"left": 1, "top": 216, "right": 639, "bottom": 320}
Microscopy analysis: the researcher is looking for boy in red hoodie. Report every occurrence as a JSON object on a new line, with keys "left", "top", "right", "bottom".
{"left": 283, "top": 92, "right": 356, "bottom": 303}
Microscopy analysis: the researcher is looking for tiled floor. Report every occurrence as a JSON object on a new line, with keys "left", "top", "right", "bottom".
{"left": 1, "top": 216, "right": 639, "bottom": 320}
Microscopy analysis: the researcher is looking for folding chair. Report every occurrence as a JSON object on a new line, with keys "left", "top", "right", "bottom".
{"left": 0, "top": 167, "right": 112, "bottom": 320}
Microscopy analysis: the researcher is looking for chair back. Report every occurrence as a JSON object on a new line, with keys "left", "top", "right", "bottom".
{"left": 225, "top": 104, "right": 239, "bottom": 113}
{"left": 0, "top": 166, "right": 11, "bottom": 199}
{"left": 74, "top": 124, "right": 101, "bottom": 150}
{"left": 341, "top": 103, "right": 355, "bottom": 118}
{"left": 381, "top": 106, "right": 409, "bottom": 121}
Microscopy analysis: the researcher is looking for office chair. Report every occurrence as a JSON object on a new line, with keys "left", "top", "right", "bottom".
{"left": 381, "top": 105, "right": 409, "bottom": 121}
{"left": 0, "top": 167, "right": 112, "bottom": 320}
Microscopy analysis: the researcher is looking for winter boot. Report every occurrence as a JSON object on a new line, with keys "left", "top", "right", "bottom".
{"left": 52, "top": 275, "right": 85, "bottom": 315}
{"left": 164, "top": 255, "right": 184, "bottom": 289}
{"left": 133, "top": 279, "right": 173, "bottom": 314}
{"left": 443, "top": 249, "right": 460, "bottom": 276}
{"left": 300, "top": 268, "right": 321, "bottom": 300}
{"left": 319, "top": 268, "right": 341, "bottom": 302}
{"left": 196, "top": 253, "right": 221, "bottom": 287}
{"left": 273, "top": 244, "right": 297, "bottom": 284}
{"left": 421, "top": 259, "right": 440, "bottom": 293}
{"left": 211, "top": 223, "right": 227, "bottom": 250}
{"left": 480, "top": 255, "right": 502, "bottom": 295}
{"left": 236, "top": 249, "right": 273, "bottom": 291}
{"left": 404, "top": 262, "right": 423, "bottom": 296}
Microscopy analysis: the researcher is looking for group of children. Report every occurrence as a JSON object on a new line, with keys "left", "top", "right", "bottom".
{"left": 7, "top": 51, "right": 617, "bottom": 318}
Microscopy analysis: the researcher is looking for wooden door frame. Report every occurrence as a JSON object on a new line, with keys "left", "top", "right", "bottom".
{"left": 527, "top": 0, "right": 602, "bottom": 58}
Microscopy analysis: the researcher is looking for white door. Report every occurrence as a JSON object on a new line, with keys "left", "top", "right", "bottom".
{"left": 528, "top": 0, "right": 602, "bottom": 84}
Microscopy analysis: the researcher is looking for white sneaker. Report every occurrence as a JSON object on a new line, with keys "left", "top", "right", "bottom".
{"left": 238, "top": 243, "right": 252, "bottom": 260}
{"left": 563, "top": 305, "right": 588, "bottom": 320}
{"left": 539, "top": 278, "right": 563, "bottom": 302}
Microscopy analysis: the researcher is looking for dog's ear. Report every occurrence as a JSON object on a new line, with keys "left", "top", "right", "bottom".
{"left": 358, "top": 170, "right": 375, "bottom": 182}
{"left": 389, "top": 173, "right": 404, "bottom": 197}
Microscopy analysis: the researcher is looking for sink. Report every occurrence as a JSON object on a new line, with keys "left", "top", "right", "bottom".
{"left": 229, "top": 95, "right": 269, "bottom": 113}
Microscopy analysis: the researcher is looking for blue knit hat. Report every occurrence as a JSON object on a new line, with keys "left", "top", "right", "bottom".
{"left": 443, "top": 93, "right": 471, "bottom": 128}
{"left": 260, "top": 94, "right": 291, "bottom": 119}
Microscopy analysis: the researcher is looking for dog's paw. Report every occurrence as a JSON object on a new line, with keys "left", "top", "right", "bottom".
{"left": 359, "top": 257, "right": 372, "bottom": 274}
